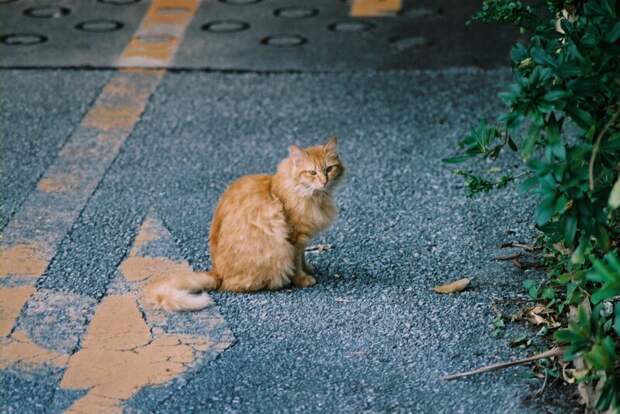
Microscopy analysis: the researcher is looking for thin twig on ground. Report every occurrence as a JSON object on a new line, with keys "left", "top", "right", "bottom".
{"left": 535, "top": 368, "right": 549, "bottom": 396}
{"left": 493, "top": 297, "right": 536, "bottom": 304}
{"left": 494, "top": 252, "right": 522, "bottom": 261}
{"left": 305, "top": 244, "right": 332, "bottom": 252}
{"left": 512, "top": 258, "right": 526, "bottom": 270}
{"left": 500, "top": 241, "right": 539, "bottom": 252}
{"left": 442, "top": 347, "right": 564, "bottom": 381}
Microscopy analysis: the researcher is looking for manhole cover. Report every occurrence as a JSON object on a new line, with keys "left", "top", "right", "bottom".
{"left": 328, "top": 21, "right": 375, "bottom": 32}
{"left": 274, "top": 7, "right": 318, "bottom": 19}
{"left": 75, "top": 20, "right": 124, "bottom": 32}
{"left": 0, "top": 0, "right": 516, "bottom": 70}
{"left": 389, "top": 36, "right": 431, "bottom": 50}
{"left": 399, "top": 7, "right": 441, "bottom": 18}
{"left": 202, "top": 20, "right": 250, "bottom": 33}
{"left": 97, "top": 0, "right": 141, "bottom": 4}
{"left": 0, "top": 33, "right": 47, "bottom": 46}
{"left": 261, "top": 34, "right": 306, "bottom": 47}
{"left": 23, "top": 7, "right": 71, "bottom": 18}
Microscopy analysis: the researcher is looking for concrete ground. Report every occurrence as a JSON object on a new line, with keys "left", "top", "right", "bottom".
{"left": 1, "top": 1, "right": 574, "bottom": 413}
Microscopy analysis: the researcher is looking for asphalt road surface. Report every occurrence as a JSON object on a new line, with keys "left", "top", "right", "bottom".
{"left": 1, "top": 1, "right": 573, "bottom": 413}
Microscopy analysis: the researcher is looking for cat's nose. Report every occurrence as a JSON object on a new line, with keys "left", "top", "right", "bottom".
{"left": 318, "top": 176, "right": 328, "bottom": 186}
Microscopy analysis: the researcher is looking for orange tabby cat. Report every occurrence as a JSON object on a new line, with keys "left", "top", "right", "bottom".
{"left": 147, "top": 137, "right": 344, "bottom": 311}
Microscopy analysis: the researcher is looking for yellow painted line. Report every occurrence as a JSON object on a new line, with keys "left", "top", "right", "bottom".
{"left": 350, "top": 0, "right": 401, "bottom": 16}
{"left": 0, "top": 286, "right": 35, "bottom": 336}
{"left": 0, "top": 0, "right": 199, "bottom": 343}
{"left": 59, "top": 214, "right": 231, "bottom": 412}
{"left": 118, "top": 0, "right": 200, "bottom": 67}
{"left": 0, "top": 331, "right": 69, "bottom": 370}
{"left": 61, "top": 296, "right": 211, "bottom": 413}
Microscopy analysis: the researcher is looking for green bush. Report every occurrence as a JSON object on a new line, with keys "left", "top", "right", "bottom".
{"left": 446, "top": 0, "right": 620, "bottom": 410}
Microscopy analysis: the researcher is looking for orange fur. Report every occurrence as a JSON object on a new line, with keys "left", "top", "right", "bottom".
{"left": 147, "top": 137, "right": 344, "bottom": 311}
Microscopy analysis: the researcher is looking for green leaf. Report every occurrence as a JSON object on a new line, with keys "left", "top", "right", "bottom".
{"left": 522, "top": 125, "right": 540, "bottom": 159}
{"left": 536, "top": 194, "right": 557, "bottom": 226}
{"left": 566, "top": 105, "right": 594, "bottom": 130}
{"left": 442, "top": 154, "right": 474, "bottom": 164}
{"left": 554, "top": 328, "right": 581, "bottom": 344}
{"left": 607, "top": 21, "right": 620, "bottom": 42}
{"left": 595, "top": 225, "right": 610, "bottom": 251}
{"left": 589, "top": 255, "right": 620, "bottom": 304}
{"left": 541, "top": 287, "right": 555, "bottom": 300}
{"left": 600, "top": 0, "right": 617, "bottom": 17}
{"left": 510, "top": 42, "right": 528, "bottom": 63}
{"left": 585, "top": 342, "right": 612, "bottom": 371}
{"left": 531, "top": 48, "right": 556, "bottom": 67}
{"left": 554, "top": 195, "right": 568, "bottom": 214}
{"left": 571, "top": 239, "right": 586, "bottom": 264}
{"left": 544, "top": 90, "right": 571, "bottom": 102}
{"left": 605, "top": 252, "right": 620, "bottom": 274}
{"left": 523, "top": 279, "right": 539, "bottom": 299}
{"left": 592, "top": 286, "right": 620, "bottom": 304}
{"left": 563, "top": 214, "right": 577, "bottom": 246}
{"left": 592, "top": 259, "right": 615, "bottom": 281}
{"left": 518, "top": 176, "right": 538, "bottom": 193}
{"left": 614, "top": 303, "right": 620, "bottom": 336}
{"left": 601, "top": 132, "right": 620, "bottom": 151}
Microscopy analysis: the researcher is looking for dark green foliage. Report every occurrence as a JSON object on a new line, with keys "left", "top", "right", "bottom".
{"left": 454, "top": 170, "right": 515, "bottom": 196}
{"left": 448, "top": 0, "right": 620, "bottom": 410}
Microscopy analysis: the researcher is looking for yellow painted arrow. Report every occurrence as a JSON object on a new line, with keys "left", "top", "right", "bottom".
{"left": 1, "top": 213, "right": 233, "bottom": 413}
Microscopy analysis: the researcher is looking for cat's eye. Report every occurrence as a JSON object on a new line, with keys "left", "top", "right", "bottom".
{"left": 326, "top": 165, "right": 336, "bottom": 173}
{"left": 305, "top": 170, "right": 317, "bottom": 176}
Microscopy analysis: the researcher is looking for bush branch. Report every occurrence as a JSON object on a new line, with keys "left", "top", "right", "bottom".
{"left": 589, "top": 109, "right": 620, "bottom": 191}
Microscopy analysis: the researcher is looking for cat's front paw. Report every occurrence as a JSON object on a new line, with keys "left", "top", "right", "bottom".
{"left": 292, "top": 274, "right": 316, "bottom": 288}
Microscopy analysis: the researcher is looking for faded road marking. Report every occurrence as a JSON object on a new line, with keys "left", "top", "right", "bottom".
{"left": 59, "top": 214, "right": 233, "bottom": 412}
{"left": 16, "top": 289, "right": 98, "bottom": 354}
{"left": 0, "top": 0, "right": 201, "bottom": 338}
{"left": 0, "top": 2, "right": 231, "bottom": 410}
{"left": 60, "top": 295, "right": 213, "bottom": 413}
{"left": 37, "top": 175, "right": 78, "bottom": 193}
{"left": 130, "top": 215, "right": 166, "bottom": 255}
{"left": 1, "top": 214, "right": 233, "bottom": 412}
{"left": 0, "top": 243, "right": 48, "bottom": 278}
{"left": 350, "top": 0, "right": 401, "bottom": 16}
{"left": 118, "top": 0, "right": 200, "bottom": 67}
{"left": 0, "top": 331, "right": 68, "bottom": 370}
{"left": 120, "top": 213, "right": 215, "bottom": 309}
{"left": 121, "top": 256, "right": 200, "bottom": 282}
{"left": 0, "top": 286, "right": 35, "bottom": 336}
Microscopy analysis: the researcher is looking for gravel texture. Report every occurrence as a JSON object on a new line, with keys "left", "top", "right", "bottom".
{"left": 0, "top": 69, "right": 113, "bottom": 230}
{"left": 5, "top": 69, "right": 575, "bottom": 413}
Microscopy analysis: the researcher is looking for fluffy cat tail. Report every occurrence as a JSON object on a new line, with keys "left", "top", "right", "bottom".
{"left": 146, "top": 271, "right": 219, "bottom": 312}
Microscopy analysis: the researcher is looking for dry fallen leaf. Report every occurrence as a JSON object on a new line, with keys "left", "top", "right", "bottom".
{"left": 525, "top": 304, "right": 561, "bottom": 327}
{"left": 552, "top": 242, "right": 572, "bottom": 256}
{"left": 432, "top": 278, "right": 470, "bottom": 294}
{"left": 528, "top": 313, "right": 548, "bottom": 325}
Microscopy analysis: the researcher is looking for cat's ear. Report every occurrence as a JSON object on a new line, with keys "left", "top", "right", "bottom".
{"left": 288, "top": 145, "right": 305, "bottom": 159}
{"left": 324, "top": 136, "right": 338, "bottom": 152}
